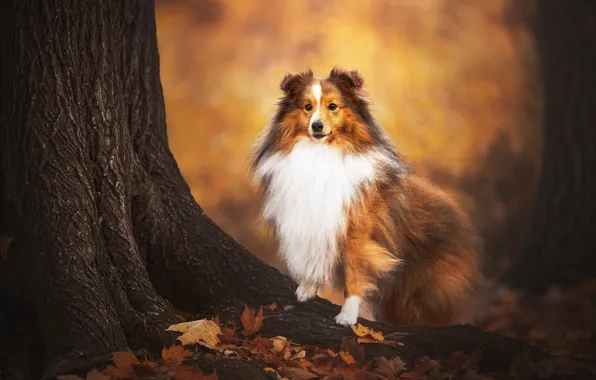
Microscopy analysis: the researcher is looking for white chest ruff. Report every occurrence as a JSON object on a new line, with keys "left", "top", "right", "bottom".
{"left": 255, "top": 140, "right": 378, "bottom": 286}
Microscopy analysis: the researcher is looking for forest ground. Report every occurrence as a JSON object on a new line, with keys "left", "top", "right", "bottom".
{"left": 48, "top": 279, "right": 596, "bottom": 380}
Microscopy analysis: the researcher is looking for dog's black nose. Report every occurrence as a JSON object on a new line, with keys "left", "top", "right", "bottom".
{"left": 311, "top": 120, "right": 324, "bottom": 133}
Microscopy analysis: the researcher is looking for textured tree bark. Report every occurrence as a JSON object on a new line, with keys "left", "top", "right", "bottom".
{"left": 506, "top": 0, "right": 596, "bottom": 292}
{"left": 0, "top": 1, "right": 293, "bottom": 378}
{"left": 0, "top": 1, "right": 589, "bottom": 380}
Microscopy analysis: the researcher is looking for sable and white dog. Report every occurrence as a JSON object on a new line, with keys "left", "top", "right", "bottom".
{"left": 250, "top": 68, "right": 482, "bottom": 326}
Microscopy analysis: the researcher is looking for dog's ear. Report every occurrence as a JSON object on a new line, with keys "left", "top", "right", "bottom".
{"left": 280, "top": 69, "right": 314, "bottom": 94}
{"left": 329, "top": 67, "right": 364, "bottom": 92}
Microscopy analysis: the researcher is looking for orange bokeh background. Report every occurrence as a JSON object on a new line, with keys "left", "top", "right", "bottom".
{"left": 155, "top": 0, "right": 542, "bottom": 282}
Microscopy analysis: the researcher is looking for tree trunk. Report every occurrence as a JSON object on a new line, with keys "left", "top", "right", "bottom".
{"left": 0, "top": 0, "right": 293, "bottom": 377}
{"left": 0, "top": 1, "right": 588, "bottom": 379}
{"left": 506, "top": 0, "right": 596, "bottom": 292}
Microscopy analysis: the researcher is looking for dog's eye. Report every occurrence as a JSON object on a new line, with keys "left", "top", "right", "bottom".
{"left": 328, "top": 103, "right": 338, "bottom": 111}
{"left": 304, "top": 104, "right": 313, "bottom": 111}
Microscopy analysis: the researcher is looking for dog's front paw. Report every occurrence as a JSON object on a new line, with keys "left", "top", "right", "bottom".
{"left": 334, "top": 311, "right": 358, "bottom": 326}
{"left": 334, "top": 295, "right": 362, "bottom": 326}
{"left": 295, "top": 283, "right": 318, "bottom": 302}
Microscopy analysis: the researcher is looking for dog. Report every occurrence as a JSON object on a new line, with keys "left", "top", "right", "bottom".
{"left": 250, "top": 67, "right": 483, "bottom": 326}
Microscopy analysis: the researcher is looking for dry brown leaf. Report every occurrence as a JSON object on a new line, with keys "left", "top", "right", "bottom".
{"left": 371, "top": 356, "right": 407, "bottom": 378}
{"left": 85, "top": 369, "right": 110, "bottom": 380}
{"left": 284, "top": 366, "right": 318, "bottom": 379}
{"left": 167, "top": 319, "right": 222, "bottom": 346}
{"left": 266, "top": 302, "right": 278, "bottom": 310}
{"left": 412, "top": 356, "right": 440, "bottom": 374}
{"left": 0, "top": 235, "right": 13, "bottom": 261}
{"left": 162, "top": 345, "right": 194, "bottom": 364}
{"left": 220, "top": 326, "right": 237, "bottom": 341}
{"left": 341, "top": 336, "right": 366, "bottom": 365}
{"left": 241, "top": 306, "right": 264, "bottom": 335}
{"left": 56, "top": 376, "right": 84, "bottom": 380}
{"left": 339, "top": 350, "right": 356, "bottom": 365}
{"left": 351, "top": 323, "right": 384, "bottom": 341}
{"left": 132, "top": 363, "right": 159, "bottom": 378}
{"left": 103, "top": 351, "right": 140, "bottom": 378}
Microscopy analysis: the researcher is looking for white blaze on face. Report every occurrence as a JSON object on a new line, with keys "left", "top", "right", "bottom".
{"left": 310, "top": 83, "right": 322, "bottom": 127}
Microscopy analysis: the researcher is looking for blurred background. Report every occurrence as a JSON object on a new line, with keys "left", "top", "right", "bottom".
{"left": 155, "top": 0, "right": 541, "bottom": 285}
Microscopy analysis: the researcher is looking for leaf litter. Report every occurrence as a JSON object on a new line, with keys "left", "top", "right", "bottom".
{"left": 60, "top": 297, "right": 596, "bottom": 380}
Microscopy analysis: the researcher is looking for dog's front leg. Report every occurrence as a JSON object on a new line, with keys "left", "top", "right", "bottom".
{"left": 334, "top": 246, "right": 370, "bottom": 326}
{"left": 295, "top": 282, "right": 318, "bottom": 302}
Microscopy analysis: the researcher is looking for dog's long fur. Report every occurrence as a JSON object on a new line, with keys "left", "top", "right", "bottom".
{"left": 250, "top": 68, "right": 483, "bottom": 326}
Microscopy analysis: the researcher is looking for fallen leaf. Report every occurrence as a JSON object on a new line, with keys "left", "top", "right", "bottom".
{"left": 412, "top": 356, "right": 440, "bottom": 374}
{"left": 264, "top": 367, "right": 282, "bottom": 379}
{"left": 266, "top": 302, "right": 278, "bottom": 310}
{"left": 290, "top": 349, "right": 306, "bottom": 360}
{"left": 220, "top": 326, "right": 237, "bottom": 341}
{"left": 371, "top": 356, "right": 407, "bottom": 378}
{"left": 162, "top": 345, "right": 194, "bottom": 364}
{"left": 56, "top": 376, "right": 83, "bottom": 380}
{"left": 271, "top": 336, "right": 288, "bottom": 353}
{"left": 352, "top": 323, "right": 384, "bottom": 340}
{"left": 132, "top": 363, "right": 159, "bottom": 378}
{"left": 284, "top": 366, "right": 318, "bottom": 379}
{"left": 357, "top": 336, "right": 382, "bottom": 344}
{"left": 85, "top": 369, "right": 110, "bottom": 380}
{"left": 241, "top": 306, "right": 264, "bottom": 335}
{"left": 167, "top": 319, "right": 222, "bottom": 346}
{"left": 103, "top": 351, "right": 140, "bottom": 378}
{"left": 341, "top": 336, "right": 366, "bottom": 365}
{"left": 340, "top": 350, "right": 356, "bottom": 365}
{"left": 283, "top": 305, "right": 295, "bottom": 311}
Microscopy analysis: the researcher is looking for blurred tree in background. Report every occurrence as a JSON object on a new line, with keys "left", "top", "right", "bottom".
{"left": 506, "top": 0, "right": 596, "bottom": 292}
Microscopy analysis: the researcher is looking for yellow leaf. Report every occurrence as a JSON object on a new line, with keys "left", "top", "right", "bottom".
{"left": 290, "top": 349, "right": 306, "bottom": 360}
{"left": 241, "top": 306, "right": 264, "bottom": 335}
{"left": 270, "top": 336, "right": 287, "bottom": 353}
{"left": 351, "top": 323, "right": 384, "bottom": 340}
{"left": 340, "top": 350, "right": 356, "bottom": 365}
{"left": 167, "top": 319, "right": 222, "bottom": 346}
{"left": 264, "top": 367, "right": 281, "bottom": 379}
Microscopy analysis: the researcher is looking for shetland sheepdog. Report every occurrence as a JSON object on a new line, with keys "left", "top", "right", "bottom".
{"left": 250, "top": 67, "right": 483, "bottom": 326}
